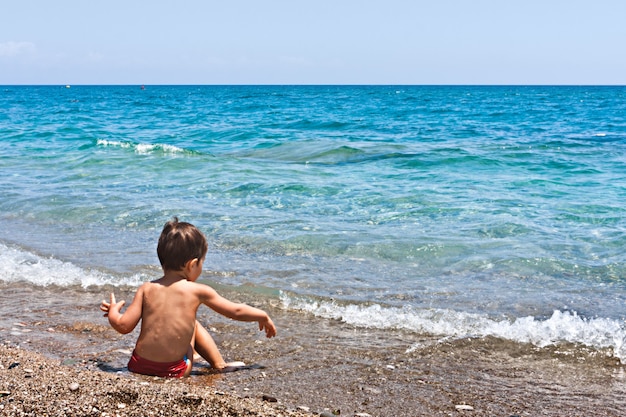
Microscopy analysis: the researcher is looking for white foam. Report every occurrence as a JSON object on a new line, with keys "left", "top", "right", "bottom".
{"left": 96, "top": 139, "right": 131, "bottom": 149}
{"left": 96, "top": 139, "right": 186, "bottom": 155}
{"left": 282, "top": 293, "right": 626, "bottom": 362}
{"left": 0, "top": 243, "right": 143, "bottom": 288}
{"left": 135, "top": 143, "right": 185, "bottom": 155}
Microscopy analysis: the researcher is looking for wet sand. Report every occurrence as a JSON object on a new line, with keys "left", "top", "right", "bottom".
{"left": 2, "top": 283, "right": 626, "bottom": 416}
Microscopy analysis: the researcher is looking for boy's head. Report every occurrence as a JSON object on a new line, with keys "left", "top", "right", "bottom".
{"left": 157, "top": 218, "right": 208, "bottom": 271}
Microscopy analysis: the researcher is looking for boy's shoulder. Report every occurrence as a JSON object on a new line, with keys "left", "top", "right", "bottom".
{"left": 144, "top": 277, "right": 212, "bottom": 292}
{"left": 139, "top": 278, "right": 187, "bottom": 294}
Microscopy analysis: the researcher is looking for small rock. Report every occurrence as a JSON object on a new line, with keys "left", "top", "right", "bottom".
{"left": 359, "top": 385, "right": 382, "bottom": 395}
{"left": 297, "top": 406, "right": 310, "bottom": 412}
{"left": 385, "top": 364, "right": 395, "bottom": 370}
{"left": 181, "top": 393, "right": 202, "bottom": 406}
{"left": 117, "top": 403, "right": 126, "bottom": 409}
{"left": 355, "top": 413, "right": 372, "bottom": 417}
{"left": 262, "top": 394, "right": 278, "bottom": 402}
{"left": 0, "top": 391, "right": 10, "bottom": 397}
{"left": 455, "top": 404, "right": 474, "bottom": 411}
{"left": 319, "top": 413, "right": 336, "bottom": 417}
{"left": 69, "top": 382, "right": 80, "bottom": 392}
{"left": 8, "top": 362, "right": 20, "bottom": 370}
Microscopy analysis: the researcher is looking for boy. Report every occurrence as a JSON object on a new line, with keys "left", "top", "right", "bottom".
{"left": 100, "top": 218, "right": 276, "bottom": 378}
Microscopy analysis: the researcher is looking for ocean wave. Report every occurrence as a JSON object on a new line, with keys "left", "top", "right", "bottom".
{"left": 0, "top": 243, "right": 144, "bottom": 288}
{"left": 95, "top": 139, "right": 193, "bottom": 155}
{"left": 241, "top": 140, "right": 417, "bottom": 166}
{"left": 281, "top": 293, "right": 626, "bottom": 363}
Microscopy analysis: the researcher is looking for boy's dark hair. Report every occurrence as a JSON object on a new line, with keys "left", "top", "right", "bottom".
{"left": 157, "top": 217, "right": 208, "bottom": 271}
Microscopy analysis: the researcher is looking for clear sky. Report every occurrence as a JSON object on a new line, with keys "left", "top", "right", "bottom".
{"left": 1, "top": 0, "right": 625, "bottom": 85}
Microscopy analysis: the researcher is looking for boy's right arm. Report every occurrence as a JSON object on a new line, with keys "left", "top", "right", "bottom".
{"left": 100, "top": 288, "right": 144, "bottom": 334}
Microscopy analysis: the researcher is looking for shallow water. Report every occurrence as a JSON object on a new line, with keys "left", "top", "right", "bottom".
{"left": 2, "top": 85, "right": 626, "bottom": 363}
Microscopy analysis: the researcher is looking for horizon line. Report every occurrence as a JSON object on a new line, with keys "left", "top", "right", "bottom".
{"left": 2, "top": 83, "right": 626, "bottom": 87}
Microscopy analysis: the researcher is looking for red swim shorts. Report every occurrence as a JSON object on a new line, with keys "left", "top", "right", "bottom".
{"left": 127, "top": 349, "right": 189, "bottom": 378}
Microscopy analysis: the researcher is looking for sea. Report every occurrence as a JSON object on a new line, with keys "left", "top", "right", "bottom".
{"left": 2, "top": 85, "right": 626, "bottom": 363}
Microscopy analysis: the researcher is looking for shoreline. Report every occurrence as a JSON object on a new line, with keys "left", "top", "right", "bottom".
{"left": 2, "top": 284, "right": 626, "bottom": 416}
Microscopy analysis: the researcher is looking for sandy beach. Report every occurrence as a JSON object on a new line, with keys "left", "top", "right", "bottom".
{"left": 3, "top": 334, "right": 626, "bottom": 417}
{"left": 1, "top": 284, "right": 626, "bottom": 417}
{"left": 0, "top": 343, "right": 315, "bottom": 417}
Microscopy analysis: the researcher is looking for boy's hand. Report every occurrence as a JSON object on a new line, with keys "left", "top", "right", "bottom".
{"left": 259, "top": 316, "right": 277, "bottom": 338}
{"left": 100, "top": 293, "right": 125, "bottom": 317}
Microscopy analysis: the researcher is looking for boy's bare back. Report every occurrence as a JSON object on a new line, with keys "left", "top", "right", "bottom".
{"left": 133, "top": 277, "right": 203, "bottom": 362}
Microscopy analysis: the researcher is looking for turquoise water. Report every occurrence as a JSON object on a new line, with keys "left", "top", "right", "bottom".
{"left": 2, "top": 85, "right": 626, "bottom": 358}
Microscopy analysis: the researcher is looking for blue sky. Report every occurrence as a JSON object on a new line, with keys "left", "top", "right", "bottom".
{"left": 1, "top": 1, "right": 625, "bottom": 85}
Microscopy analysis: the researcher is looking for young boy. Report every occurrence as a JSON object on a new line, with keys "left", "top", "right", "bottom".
{"left": 100, "top": 218, "right": 276, "bottom": 378}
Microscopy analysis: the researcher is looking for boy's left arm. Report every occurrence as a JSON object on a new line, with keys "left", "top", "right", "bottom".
{"left": 198, "top": 285, "right": 277, "bottom": 338}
